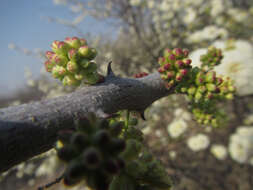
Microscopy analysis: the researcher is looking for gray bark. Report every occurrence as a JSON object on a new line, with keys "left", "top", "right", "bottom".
{"left": 0, "top": 68, "right": 170, "bottom": 173}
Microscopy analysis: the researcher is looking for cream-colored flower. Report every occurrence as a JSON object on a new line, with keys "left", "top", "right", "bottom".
{"left": 210, "top": 0, "right": 224, "bottom": 17}
{"left": 228, "top": 126, "right": 253, "bottom": 164}
{"left": 211, "top": 144, "right": 227, "bottom": 160}
{"left": 174, "top": 108, "right": 191, "bottom": 121}
{"left": 213, "top": 40, "right": 253, "bottom": 96}
{"left": 187, "top": 134, "right": 210, "bottom": 151}
{"left": 167, "top": 119, "right": 188, "bottom": 138}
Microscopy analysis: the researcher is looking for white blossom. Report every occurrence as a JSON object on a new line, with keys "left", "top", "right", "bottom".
{"left": 228, "top": 126, "right": 253, "bottom": 164}
{"left": 213, "top": 40, "right": 253, "bottom": 96}
{"left": 187, "top": 134, "right": 210, "bottom": 152}
{"left": 130, "top": 0, "right": 142, "bottom": 6}
{"left": 210, "top": 144, "right": 228, "bottom": 160}
{"left": 167, "top": 119, "right": 188, "bottom": 138}
{"left": 210, "top": 0, "right": 224, "bottom": 17}
{"left": 187, "top": 25, "right": 228, "bottom": 43}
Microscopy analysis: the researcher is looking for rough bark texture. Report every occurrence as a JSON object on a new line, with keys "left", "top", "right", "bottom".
{"left": 0, "top": 70, "right": 169, "bottom": 173}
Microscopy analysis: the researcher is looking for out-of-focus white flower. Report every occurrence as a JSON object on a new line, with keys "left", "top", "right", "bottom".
{"left": 35, "top": 150, "right": 59, "bottom": 177}
{"left": 228, "top": 126, "right": 253, "bottom": 164}
{"left": 213, "top": 40, "right": 253, "bottom": 96}
{"left": 183, "top": 7, "right": 197, "bottom": 24}
{"left": 130, "top": 0, "right": 141, "bottom": 6}
{"left": 211, "top": 144, "right": 227, "bottom": 160}
{"left": 174, "top": 108, "right": 191, "bottom": 121}
{"left": 187, "top": 134, "right": 210, "bottom": 152}
{"left": 187, "top": 25, "right": 228, "bottom": 43}
{"left": 27, "top": 79, "right": 35, "bottom": 87}
{"left": 210, "top": 0, "right": 224, "bottom": 17}
{"left": 244, "top": 114, "right": 253, "bottom": 125}
{"left": 169, "top": 151, "right": 177, "bottom": 160}
{"left": 167, "top": 119, "right": 188, "bottom": 138}
{"left": 147, "top": 0, "right": 155, "bottom": 9}
{"left": 228, "top": 8, "right": 248, "bottom": 23}
{"left": 189, "top": 48, "right": 206, "bottom": 67}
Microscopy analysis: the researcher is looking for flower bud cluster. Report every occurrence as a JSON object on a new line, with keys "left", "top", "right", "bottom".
{"left": 200, "top": 46, "right": 223, "bottom": 70}
{"left": 44, "top": 37, "right": 102, "bottom": 86}
{"left": 158, "top": 47, "right": 236, "bottom": 127}
{"left": 186, "top": 68, "right": 235, "bottom": 103}
{"left": 133, "top": 72, "right": 149, "bottom": 78}
{"left": 157, "top": 48, "right": 192, "bottom": 89}
{"left": 186, "top": 67, "right": 235, "bottom": 127}
{"left": 56, "top": 113, "right": 126, "bottom": 189}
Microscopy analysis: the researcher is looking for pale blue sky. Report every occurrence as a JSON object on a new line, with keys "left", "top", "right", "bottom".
{"left": 0, "top": 0, "right": 115, "bottom": 96}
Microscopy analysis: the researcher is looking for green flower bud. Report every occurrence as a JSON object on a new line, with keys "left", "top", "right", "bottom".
{"left": 44, "top": 60, "right": 54, "bottom": 72}
{"left": 53, "top": 41, "right": 70, "bottom": 55}
{"left": 68, "top": 49, "right": 79, "bottom": 61}
{"left": 52, "top": 54, "right": 68, "bottom": 66}
{"left": 197, "top": 85, "right": 206, "bottom": 93}
{"left": 195, "top": 92, "right": 202, "bottom": 101}
{"left": 52, "top": 65, "right": 67, "bottom": 78}
{"left": 65, "top": 161, "right": 87, "bottom": 183}
{"left": 70, "top": 132, "right": 90, "bottom": 150}
{"left": 82, "top": 147, "right": 102, "bottom": 169}
{"left": 109, "top": 138, "right": 126, "bottom": 154}
{"left": 206, "top": 83, "right": 216, "bottom": 92}
{"left": 93, "top": 130, "right": 111, "bottom": 146}
{"left": 121, "top": 139, "right": 142, "bottom": 161}
{"left": 109, "top": 121, "right": 124, "bottom": 137}
{"left": 78, "top": 46, "right": 90, "bottom": 58}
{"left": 225, "top": 93, "right": 234, "bottom": 100}
{"left": 103, "top": 159, "right": 120, "bottom": 174}
{"left": 129, "top": 118, "right": 138, "bottom": 126}
{"left": 65, "top": 37, "right": 81, "bottom": 49}
{"left": 63, "top": 75, "right": 81, "bottom": 86}
{"left": 67, "top": 61, "right": 79, "bottom": 73}
{"left": 187, "top": 86, "right": 196, "bottom": 95}
{"left": 88, "top": 48, "right": 97, "bottom": 60}
{"left": 205, "top": 71, "right": 216, "bottom": 83}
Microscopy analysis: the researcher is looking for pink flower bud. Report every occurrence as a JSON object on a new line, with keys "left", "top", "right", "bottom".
{"left": 184, "top": 59, "right": 192, "bottom": 66}
{"left": 169, "top": 54, "right": 176, "bottom": 61}
{"left": 175, "top": 73, "right": 183, "bottom": 81}
{"left": 158, "top": 57, "right": 165, "bottom": 65}
{"left": 183, "top": 49, "right": 189, "bottom": 57}
{"left": 174, "top": 48, "right": 183, "bottom": 57}
{"left": 51, "top": 40, "right": 60, "bottom": 50}
{"left": 163, "top": 63, "right": 171, "bottom": 70}
{"left": 158, "top": 67, "right": 165, "bottom": 73}
{"left": 167, "top": 71, "right": 174, "bottom": 79}
{"left": 175, "top": 60, "right": 184, "bottom": 68}
{"left": 78, "top": 46, "right": 89, "bottom": 57}
{"left": 44, "top": 60, "right": 54, "bottom": 72}
{"left": 52, "top": 55, "right": 68, "bottom": 66}
{"left": 45, "top": 51, "right": 55, "bottom": 59}
{"left": 65, "top": 37, "right": 81, "bottom": 49}
{"left": 180, "top": 69, "right": 188, "bottom": 76}
{"left": 67, "top": 61, "right": 79, "bottom": 73}
{"left": 68, "top": 49, "right": 78, "bottom": 61}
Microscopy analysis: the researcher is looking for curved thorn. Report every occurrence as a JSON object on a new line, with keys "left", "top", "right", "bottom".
{"left": 107, "top": 61, "right": 115, "bottom": 76}
{"left": 140, "top": 111, "right": 146, "bottom": 121}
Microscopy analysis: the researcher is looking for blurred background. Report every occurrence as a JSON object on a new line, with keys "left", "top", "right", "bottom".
{"left": 1, "top": 0, "right": 253, "bottom": 189}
